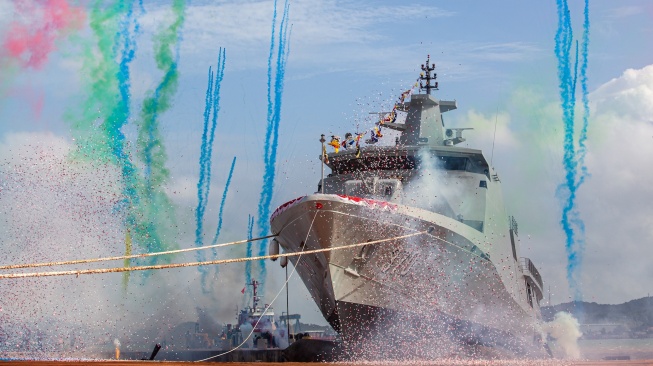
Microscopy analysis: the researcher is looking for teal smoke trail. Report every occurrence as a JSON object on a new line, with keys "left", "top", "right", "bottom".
{"left": 268, "top": 0, "right": 291, "bottom": 192}
{"left": 210, "top": 156, "right": 237, "bottom": 279}
{"left": 203, "top": 48, "right": 227, "bottom": 220}
{"left": 577, "top": 0, "right": 591, "bottom": 184}
{"left": 244, "top": 215, "right": 255, "bottom": 298}
{"left": 256, "top": 0, "right": 291, "bottom": 291}
{"left": 114, "top": 0, "right": 138, "bottom": 206}
{"left": 263, "top": 0, "right": 279, "bottom": 167}
{"left": 194, "top": 66, "right": 214, "bottom": 282}
{"left": 115, "top": 0, "right": 139, "bottom": 284}
{"left": 572, "top": 40, "right": 579, "bottom": 98}
{"left": 555, "top": 0, "right": 589, "bottom": 301}
{"left": 211, "top": 156, "right": 237, "bottom": 246}
{"left": 194, "top": 49, "right": 227, "bottom": 292}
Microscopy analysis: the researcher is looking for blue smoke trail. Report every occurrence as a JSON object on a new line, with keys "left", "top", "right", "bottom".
{"left": 204, "top": 48, "right": 227, "bottom": 210}
{"left": 194, "top": 48, "right": 227, "bottom": 292}
{"left": 270, "top": 0, "right": 291, "bottom": 168}
{"left": 263, "top": 0, "right": 279, "bottom": 168}
{"left": 571, "top": 0, "right": 590, "bottom": 303}
{"left": 244, "top": 215, "right": 255, "bottom": 300}
{"left": 556, "top": 0, "right": 580, "bottom": 301}
{"left": 572, "top": 40, "right": 579, "bottom": 98}
{"left": 256, "top": 0, "right": 291, "bottom": 291}
{"left": 212, "top": 156, "right": 237, "bottom": 246}
{"left": 195, "top": 65, "right": 214, "bottom": 257}
{"left": 112, "top": 0, "right": 138, "bottom": 213}
{"left": 194, "top": 66, "right": 214, "bottom": 292}
{"left": 555, "top": 0, "right": 590, "bottom": 301}
{"left": 577, "top": 0, "right": 591, "bottom": 184}
{"left": 115, "top": 0, "right": 138, "bottom": 285}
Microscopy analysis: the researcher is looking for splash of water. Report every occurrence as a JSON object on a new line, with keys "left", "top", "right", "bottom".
{"left": 255, "top": 0, "right": 291, "bottom": 292}
{"left": 554, "top": 0, "right": 590, "bottom": 301}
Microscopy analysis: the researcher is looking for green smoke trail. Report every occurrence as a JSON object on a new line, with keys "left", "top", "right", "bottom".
{"left": 134, "top": 0, "right": 186, "bottom": 264}
{"left": 69, "top": 0, "right": 146, "bottom": 229}
{"left": 70, "top": 0, "right": 127, "bottom": 163}
{"left": 69, "top": 0, "right": 185, "bottom": 280}
{"left": 69, "top": 0, "right": 154, "bottom": 280}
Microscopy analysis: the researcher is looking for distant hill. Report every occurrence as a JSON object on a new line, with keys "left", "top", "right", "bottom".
{"left": 542, "top": 296, "right": 653, "bottom": 329}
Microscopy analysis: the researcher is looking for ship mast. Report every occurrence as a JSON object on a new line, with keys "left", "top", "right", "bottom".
{"left": 249, "top": 279, "right": 259, "bottom": 310}
{"left": 419, "top": 55, "right": 439, "bottom": 95}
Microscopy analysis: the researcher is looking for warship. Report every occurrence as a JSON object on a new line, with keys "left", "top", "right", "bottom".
{"left": 269, "top": 57, "right": 548, "bottom": 357}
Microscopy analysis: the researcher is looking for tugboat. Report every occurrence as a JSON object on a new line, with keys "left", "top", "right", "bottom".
{"left": 234, "top": 279, "right": 287, "bottom": 349}
{"left": 269, "top": 56, "right": 549, "bottom": 358}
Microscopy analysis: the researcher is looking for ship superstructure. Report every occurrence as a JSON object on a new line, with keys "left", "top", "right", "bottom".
{"left": 269, "top": 57, "right": 547, "bottom": 358}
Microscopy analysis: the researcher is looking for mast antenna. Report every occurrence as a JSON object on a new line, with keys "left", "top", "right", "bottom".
{"left": 419, "top": 55, "right": 439, "bottom": 95}
{"left": 491, "top": 106, "right": 498, "bottom": 165}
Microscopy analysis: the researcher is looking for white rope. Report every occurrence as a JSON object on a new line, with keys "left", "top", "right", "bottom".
{"left": 0, "top": 234, "right": 278, "bottom": 270}
{"left": 0, "top": 231, "right": 426, "bottom": 279}
{"left": 195, "top": 211, "right": 320, "bottom": 362}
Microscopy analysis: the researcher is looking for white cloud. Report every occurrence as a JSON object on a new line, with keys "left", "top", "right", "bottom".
{"left": 478, "top": 65, "right": 653, "bottom": 304}
{"left": 606, "top": 5, "right": 643, "bottom": 19}
{"left": 166, "top": 0, "right": 454, "bottom": 48}
{"left": 576, "top": 64, "right": 653, "bottom": 303}
{"left": 142, "top": 0, "right": 546, "bottom": 79}
{"left": 591, "top": 65, "right": 653, "bottom": 120}
{"left": 447, "top": 64, "right": 653, "bottom": 305}
{"left": 464, "top": 42, "right": 542, "bottom": 62}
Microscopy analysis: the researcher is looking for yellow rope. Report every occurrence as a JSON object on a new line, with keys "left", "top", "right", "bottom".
{"left": 0, "top": 231, "right": 426, "bottom": 279}
{"left": 0, "top": 234, "right": 278, "bottom": 270}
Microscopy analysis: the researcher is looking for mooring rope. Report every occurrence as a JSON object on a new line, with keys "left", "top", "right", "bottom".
{"left": 0, "top": 231, "right": 427, "bottom": 279}
{"left": 0, "top": 234, "right": 278, "bottom": 270}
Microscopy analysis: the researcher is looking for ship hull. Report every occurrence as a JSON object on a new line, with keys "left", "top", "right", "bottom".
{"left": 270, "top": 194, "right": 547, "bottom": 358}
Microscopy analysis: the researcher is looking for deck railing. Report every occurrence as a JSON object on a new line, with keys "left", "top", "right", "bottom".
{"left": 519, "top": 257, "right": 543, "bottom": 290}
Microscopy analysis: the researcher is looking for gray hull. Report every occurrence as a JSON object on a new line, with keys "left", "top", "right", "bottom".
{"left": 270, "top": 194, "right": 548, "bottom": 358}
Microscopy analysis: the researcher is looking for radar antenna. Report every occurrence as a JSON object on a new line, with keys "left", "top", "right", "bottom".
{"left": 419, "top": 55, "right": 439, "bottom": 95}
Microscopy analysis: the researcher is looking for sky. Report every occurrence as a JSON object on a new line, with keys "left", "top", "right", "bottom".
{"left": 0, "top": 0, "right": 652, "bottom": 332}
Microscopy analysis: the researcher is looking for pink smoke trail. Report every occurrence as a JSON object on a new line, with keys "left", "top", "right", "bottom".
{"left": 2, "top": 0, "right": 85, "bottom": 69}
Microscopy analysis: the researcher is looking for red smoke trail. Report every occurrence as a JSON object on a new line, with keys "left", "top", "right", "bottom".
{"left": 2, "top": 0, "right": 85, "bottom": 69}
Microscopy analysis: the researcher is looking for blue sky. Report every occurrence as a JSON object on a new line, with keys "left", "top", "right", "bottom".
{"left": 1, "top": 0, "right": 652, "bottom": 327}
